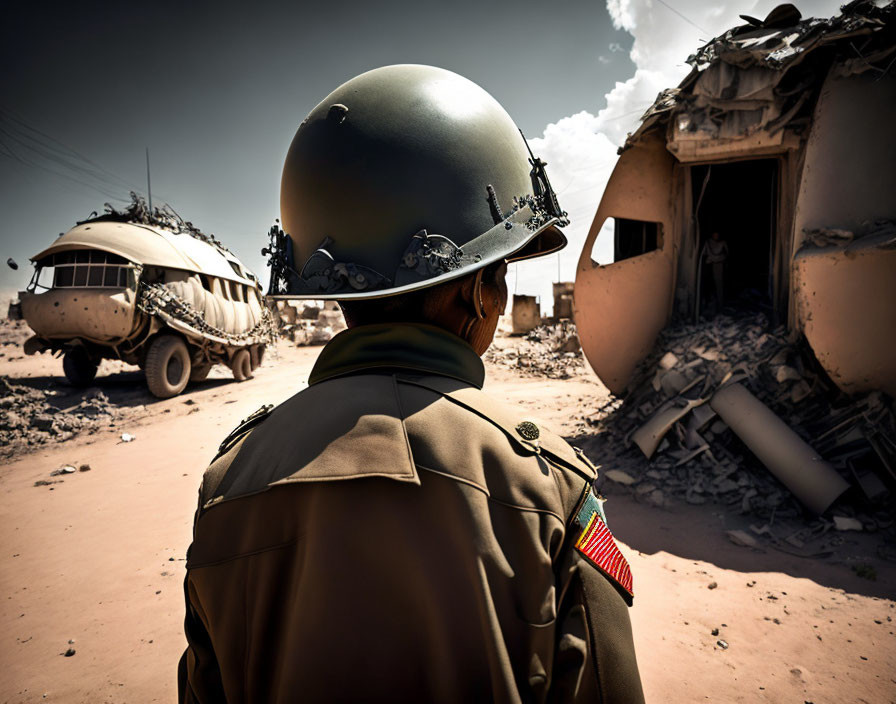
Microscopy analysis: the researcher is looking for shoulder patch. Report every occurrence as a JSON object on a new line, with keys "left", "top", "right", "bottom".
{"left": 574, "top": 484, "right": 634, "bottom": 603}
{"left": 216, "top": 404, "right": 274, "bottom": 459}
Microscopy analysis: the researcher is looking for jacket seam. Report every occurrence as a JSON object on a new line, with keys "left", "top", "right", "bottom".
{"left": 391, "top": 373, "right": 418, "bottom": 476}
{"left": 415, "top": 463, "right": 564, "bottom": 524}
{"left": 199, "top": 468, "right": 420, "bottom": 515}
{"left": 581, "top": 567, "right": 608, "bottom": 704}
{"left": 187, "top": 536, "right": 302, "bottom": 570}
{"left": 397, "top": 377, "right": 594, "bottom": 482}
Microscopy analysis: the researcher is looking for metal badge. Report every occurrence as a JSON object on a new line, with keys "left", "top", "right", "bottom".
{"left": 515, "top": 420, "right": 540, "bottom": 441}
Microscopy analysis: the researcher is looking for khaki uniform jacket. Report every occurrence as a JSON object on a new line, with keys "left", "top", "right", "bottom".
{"left": 179, "top": 323, "right": 644, "bottom": 703}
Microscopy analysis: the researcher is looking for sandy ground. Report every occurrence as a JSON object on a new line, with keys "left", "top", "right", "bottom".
{"left": 1, "top": 339, "right": 894, "bottom": 703}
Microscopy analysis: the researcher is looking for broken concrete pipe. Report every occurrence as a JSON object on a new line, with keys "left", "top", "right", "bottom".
{"left": 709, "top": 383, "right": 849, "bottom": 515}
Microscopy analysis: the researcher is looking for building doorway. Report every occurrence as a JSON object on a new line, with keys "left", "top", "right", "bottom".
{"left": 692, "top": 159, "right": 778, "bottom": 318}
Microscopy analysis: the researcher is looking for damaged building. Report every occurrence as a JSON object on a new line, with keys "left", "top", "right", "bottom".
{"left": 574, "top": 1, "right": 896, "bottom": 399}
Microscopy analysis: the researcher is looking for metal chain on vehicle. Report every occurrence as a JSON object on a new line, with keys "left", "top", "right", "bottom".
{"left": 136, "top": 281, "right": 276, "bottom": 346}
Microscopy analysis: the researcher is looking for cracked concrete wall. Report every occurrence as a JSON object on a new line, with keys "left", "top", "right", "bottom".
{"left": 574, "top": 135, "right": 677, "bottom": 394}
{"left": 791, "top": 69, "right": 896, "bottom": 397}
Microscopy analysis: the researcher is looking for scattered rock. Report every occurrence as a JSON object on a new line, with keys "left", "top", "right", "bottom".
{"left": 646, "top": 489, "right": 666, "bottom": 507}
{"left": 63, "top": 648, "right": 76, "bottom": 657}
{"left": 711, "top": 628, "right": 719, "bottom": 636}
{"left": 833, "top": 516, "right": 863, "bottom": 532}
{"left": 716, "top": 639, "right": 729, "bottom": 650}
{"left": 726, "top": 529, "right": 759, "bottom": 549}
{"left": 604, "top": 470, "right": 636, "bottom": 486}
{"left": 30, "top": 415, "right": 56, "bottom": 432}
{"left": 78, "top": 464, "right": 91, "bottom": 472}
{"left": 707, "top": 582, "right": 718, "bottom": 590}
{"left": 485, "top": 320, "right": 585, "bottom": 380}
{"left": 119, "top": 433, "right": 135, "bottom": 443}
{"left": 1, "top": 372, "right": 119, "bottom": 459}
{"left": 658, "top": 352, "right": 679, "bottom": 370}
{"left": 774, "top": 365, "right": 802, "bottom": 384}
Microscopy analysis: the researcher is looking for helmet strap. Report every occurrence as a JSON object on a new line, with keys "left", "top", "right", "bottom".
{"left": 472, "top": 268, "right": 487, "bottom": 320}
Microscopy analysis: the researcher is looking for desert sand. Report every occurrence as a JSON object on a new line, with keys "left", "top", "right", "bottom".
{"left": 1, "top": 336, "right": 894, "bottom": 703}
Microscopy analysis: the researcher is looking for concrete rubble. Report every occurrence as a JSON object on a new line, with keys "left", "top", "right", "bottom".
{"left": 270, "top": 300, "right": 346, "bottom": 345}
{"left": 486, "top": 320, "right": 585, "bottom": 380}
{"left": 574, "top": 311, "right": 895, "bottom": 533}
{"left": 0, "top": 375, "right": 119, "bottom": 459}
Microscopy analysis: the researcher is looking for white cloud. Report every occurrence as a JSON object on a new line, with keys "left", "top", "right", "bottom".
{"left": 515, "top": 0, "right": 843, "bottom": 315}
{"left": 597, "top": 55, "right": 612, "bottom": 65}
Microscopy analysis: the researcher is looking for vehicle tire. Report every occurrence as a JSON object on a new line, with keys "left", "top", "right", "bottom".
{"left": 190, "top": 364, "right": 212, "bottom": 382}
{"left": 230, "top": 349, "right": 252, "bottom": 381}
{"left": 62, "top": 348, "right": 98, "bottom": 387}
{"left": 144, "top": 334, "right": 191, "bottom": 398}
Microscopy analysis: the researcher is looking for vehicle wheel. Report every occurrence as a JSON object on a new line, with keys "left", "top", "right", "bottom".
{"left": 230, "top": 349, "right": 252, "bottom": 381}
{"left": 62, "top": 348, "right": 98, "bottom": 387}
{"left": 144, "top": 334, "right": 191, "bottom": 398}
{"left": 190, "top": 364, "right": 212, "bottom": 382}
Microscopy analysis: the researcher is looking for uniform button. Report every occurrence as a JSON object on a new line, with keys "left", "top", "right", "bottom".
{"left": 515, "top": 420, "right": 539, "bottom": 441}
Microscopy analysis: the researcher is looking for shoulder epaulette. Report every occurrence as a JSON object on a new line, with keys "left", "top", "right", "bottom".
{"left": 215, "top": 404, "right": 274, "bottom": 459}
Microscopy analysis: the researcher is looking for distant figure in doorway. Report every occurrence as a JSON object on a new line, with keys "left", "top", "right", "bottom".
{"left": 702, "top": 231, "right": 728, "bottom": 313}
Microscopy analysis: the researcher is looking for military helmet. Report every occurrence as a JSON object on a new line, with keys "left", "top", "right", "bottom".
{"left": 269, "top": 64, "right": 568, "bottom": 299}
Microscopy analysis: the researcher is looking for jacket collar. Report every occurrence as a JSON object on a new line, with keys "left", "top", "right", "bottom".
{"left": 308, "top": 323, "right": 485, "bottom": 389}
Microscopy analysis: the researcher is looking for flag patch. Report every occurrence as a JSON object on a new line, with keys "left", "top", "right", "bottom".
{"left": 574, "top": 489, "right": 634, "bottom": 598}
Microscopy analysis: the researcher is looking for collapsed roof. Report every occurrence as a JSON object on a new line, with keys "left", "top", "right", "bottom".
{"left": 627, "top": 0, "right": 896, "bottom": 160}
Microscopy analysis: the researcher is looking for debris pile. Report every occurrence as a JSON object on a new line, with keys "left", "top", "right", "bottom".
{"left": 0, "top": 318, "right": 32, "bottom": 354}
{"left": 486, "top": 320, "right": 585, "bottom": 379}
{"left": 271, "top": 300, "right": 346, "bottom": 345}
{"left": 87, "top": 192, "right": 226, "bottom": 250}
{"left": 0, "top": 377, "right": 118, "bottom": 458}
{"left": 578, "top": 312, "right": 895, "bottom": 527}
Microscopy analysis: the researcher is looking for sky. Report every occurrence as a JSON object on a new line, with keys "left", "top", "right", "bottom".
{"left": 1, "top": 0, "right": 842, "bottom": 311}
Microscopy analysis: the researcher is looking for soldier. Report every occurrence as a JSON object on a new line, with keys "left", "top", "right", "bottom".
{"left": 701, "top": 230, "right": 729, "bottom": 314}
{"left": 179, "top": 65, "right": 644, "bottom": 703}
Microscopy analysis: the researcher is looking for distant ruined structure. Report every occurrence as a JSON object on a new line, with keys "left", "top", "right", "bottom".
{"left": 575, "top": 1, "right": 896, "bottom": 399}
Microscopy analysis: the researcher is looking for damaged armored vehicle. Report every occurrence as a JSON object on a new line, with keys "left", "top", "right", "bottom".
{"left": 19, "top": 195, "right": 274, "bottom": 398}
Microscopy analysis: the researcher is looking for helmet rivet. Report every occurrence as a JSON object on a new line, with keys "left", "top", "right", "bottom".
{"left": 328, "top": 104, "right": 349, "bottom": 124}
{"left": 504, "top": 222, "right": 513, "bottom": 230}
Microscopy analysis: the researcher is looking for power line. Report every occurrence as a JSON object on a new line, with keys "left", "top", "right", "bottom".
{"left": 654, "top": 0, "right": 709, "bottom": 35}
{"left": 0, "top": 123, "right": 129, "bottom": 195}
{"left": 0, "top": 106, "right": 172, "bottom": 204}
{"left": 0, "top": 128, "right": 129, "bottom": 201}
{"left": 0, "top": 106, "right": 147, "bottom": 194}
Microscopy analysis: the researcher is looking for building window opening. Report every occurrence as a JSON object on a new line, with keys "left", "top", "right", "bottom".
{"left": 692, "top": 159, "right": 778, "bottom": 318}
{"left": 613, "top": 218, "right": 661, "bottom": 262}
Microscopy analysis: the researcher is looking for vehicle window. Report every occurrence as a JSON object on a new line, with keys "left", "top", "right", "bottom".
{"left": 47, "top": 250, "right": 131, "bottom": 289}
